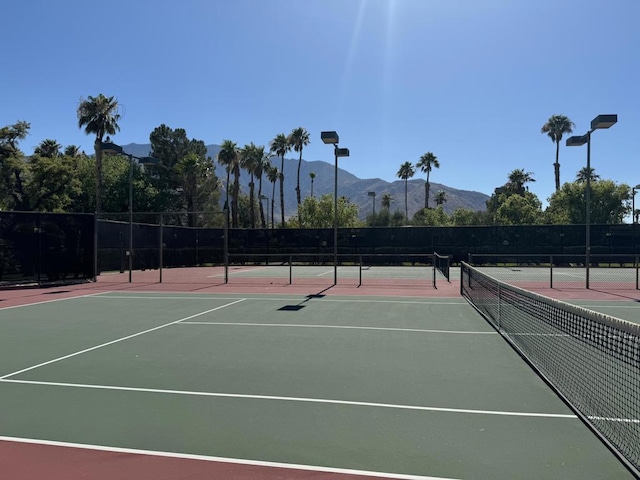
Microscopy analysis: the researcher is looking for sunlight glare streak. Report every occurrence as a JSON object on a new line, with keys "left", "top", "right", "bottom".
{"left": 339, "top": 0, "right": 367, "bottom": 104}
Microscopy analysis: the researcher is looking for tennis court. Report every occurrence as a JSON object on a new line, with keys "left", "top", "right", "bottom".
{"left": 0, "top": 275, "right": 636, "bottom": 479}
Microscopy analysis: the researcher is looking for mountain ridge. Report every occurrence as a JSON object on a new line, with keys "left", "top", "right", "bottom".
{"left": 122, "top": 143, "right": 489, "bottom": 219}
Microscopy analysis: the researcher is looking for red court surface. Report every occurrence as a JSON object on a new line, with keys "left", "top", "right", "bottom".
{"left": 0, "top": 439, "right": 413, "bottom": 480}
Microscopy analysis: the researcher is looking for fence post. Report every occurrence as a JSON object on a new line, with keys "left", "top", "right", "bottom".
{"left": 93, "top": 215, "right": 99, "bottom": 281}
{"left": 159, "top": 214, "right": 164, "bottom": 283}
{"left": 36, "top": 214, "right": 42, "bottom": 286}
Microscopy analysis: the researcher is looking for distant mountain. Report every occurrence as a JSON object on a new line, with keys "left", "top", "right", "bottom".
{"left": 122, "top": 143, "right": 489, "bottom": 219}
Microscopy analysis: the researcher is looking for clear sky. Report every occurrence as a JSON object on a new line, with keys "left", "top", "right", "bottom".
{"left": 3, "top": 0, "right": 639, "bottom": 207}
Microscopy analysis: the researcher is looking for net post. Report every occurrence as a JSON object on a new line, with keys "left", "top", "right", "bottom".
{"left": 359, "top": 255, "right": 362, "bottom": 287}
{"left": 497, "top": 283, "right": 502, "bottom": 330}
{"left": 636, "top": 255, "right": 639, "bottom": 290}
{"left": 460, "top": 263, "right": 464, "bottom": 296}
{"left": 550, "top": 255, "right": 553, "bottom": 289}
{"left": 289, "top": 255, "right": 292, "bottom": 284}
{"left": 159, "top": 213, "right": 164, "bottom": 283}
{"left": 432, "top": 261, "right": 437, "bottom": 289}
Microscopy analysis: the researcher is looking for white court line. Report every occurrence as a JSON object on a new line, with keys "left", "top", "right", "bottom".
{"left": 0, "top": 291, "right": 109, "bottom": 311}
{"left": 578, "top": 304, "right": 640, "bottom": 310}
{"left": 89, "top": 295, "right": 467, "bottom": 305}
{"left": 180, "top": 322, "right": 497, "bottom": 335}
{"left": 0, "top": 436, "right": 453, "bottom": 480}
{"left": 207, "top": 266, "right": 273, "bottom": 278}
{"left": 553, "top": 271, "right": 588, "bottom": 279}
{"left": 0, "top": 378, "right": 577, "bottom": 419}
{"left": 0, "top": 299, "right": 246, "bottom": 380}
{"left": 316, "top": 269, "right": 335, "bottom": 277}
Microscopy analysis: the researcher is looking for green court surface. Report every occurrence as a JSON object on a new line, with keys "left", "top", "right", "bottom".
{"left": 0, "top": 292, "right": 635, "bottom": 479}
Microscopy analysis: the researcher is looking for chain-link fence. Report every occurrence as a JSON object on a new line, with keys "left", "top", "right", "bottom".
{"left": 0, "top": 211, "right": 95, "bottom": 286}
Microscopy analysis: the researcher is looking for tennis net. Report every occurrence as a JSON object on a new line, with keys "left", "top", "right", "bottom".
{"left": 461, "top": 262, "right": 640, "bottom": 477}
{"left": 434, "top": 252, "right": 451, "bottom": 282}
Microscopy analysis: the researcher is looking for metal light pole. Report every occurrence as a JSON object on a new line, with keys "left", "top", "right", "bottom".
{"left": 128, "top": 154, "right": 133, "bottom": 282}
{"left": 100, "top": 141, "right": 159, "bottom": 283}
{"left": 321, "top": 131, "right": 349, "bottom": 285}
{"left": 632, "top": 185, "right": 640, "bottom": 225}
{"left": 566, "top": 114, "right": 617, "bottom": 289}
{"left": 632, "top": 185, "right": 640, "bottom": 260}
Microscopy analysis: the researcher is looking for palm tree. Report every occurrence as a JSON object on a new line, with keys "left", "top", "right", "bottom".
{"left": 507, "top": 169, "right": 535, "bottom": 195}
{"left": 416, "top": 152, "right": 439, "bottom": 209}
{"left": 266, "top": 165, "right": 279, "bottom": 229}
{"left": 77, "top": 93, "right": 121, "bottom": 213}
{"left": 396, "top": 161, "right": 415, "bottom": 219}
{"left": 575, "top": 167, "right": 600, "bottom": 183}
{"left": 309, "top": 172, "right": 316, "bottom": 197}
{"left": 64, "top": 145, "right": 81, "bottom": 157}
{"left": 434, "top": 190, "right": 447, "bottom": 206}
{"left": 381, "top": 193, "right": 393, "bottom": 210}
{"left": 253, "top": 148, "right": 269, "bottom": 228}
{"left": 35, "top": 139, "right": 62, "bottom": 158}
{"left": 269, "top": 133, "right": 291, "bottom": 227}
{"left": 240, "top": 143, "right": 259, "bottom": 228}
{"left": 217, "top": 140, "right": 238, "bottom": 226}
{"left": 289, "top": 127, "right": 310, "bottom": 214}
{"left": 541, "top": 114, "right": 575, "bottom": 192}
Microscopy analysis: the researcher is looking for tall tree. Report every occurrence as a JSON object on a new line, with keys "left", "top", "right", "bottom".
{"left": 546, "top": 180, "right": 630, "bottom": 224}
{"left": 64, "top": 145, "right": 82, "bottom": 157}
{"left": 77, "top": 94, "right": 121, "bottom": 213}
{"left": 240, "top": 143, "right": 260, "bottom": 228}
{"left": 506, "top": 169, "right": 535, "bottom": 195}
{"left": 576, "top": 166, "right": 600, "bottom": 183}
{"left": 396, "top": 161, "right": 415, "bottom": 219}
{"left": 217, "top": 139, "right": 239, "bottom": 225}
{"left": 416, "top": 152, "right": 439, "bottom": 209}
{"left": 309, "top": 172, "right": 316, "bottom": 198}
{"left": 266, "top": 165, "right": 279, "bottom": 229}
{"left": 149, "top": 125, "right": 213, "bottom": 220}
{"left": 541, "top": 114, "right": 575, "bottom": 192}
{"left": 269, "top": 133, "right": 291, "bottom": 227}
{"left": 434, "top": 190, "right": 447, "bottom": 206}
{"left": 252, "top": 147, "right": 269, "bottom": 228}
{"left": 289, "top": 127, "right": 310, "bottom": 217}
{"left": 34, "top": 139, "right": 62, "bottom": 158}
{"left": 174, "top": 152, "right": 218, "bottom": 227}
{"left": 381, "top": 193, "right": 393, "bottom": 210}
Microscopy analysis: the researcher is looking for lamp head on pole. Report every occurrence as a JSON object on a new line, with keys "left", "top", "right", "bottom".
{"left": 368, "top": 191, "right": 376, "bottom": 198}
{"left": 321, "top": 131, "right": 339, "bottom": 145}
{"left": 137, "top": 156, "right": 159, "bottom": 166}
{"left": 335, "top": 147, "right": 350, "bottom": 158}
{"left": 566, "top": 135, "right": 589, "bottom": 147}
{"left": 591, "top": 114, "right": 617, "bottom": 130}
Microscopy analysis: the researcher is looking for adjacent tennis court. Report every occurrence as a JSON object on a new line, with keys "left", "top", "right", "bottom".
{"left": 0, "top": 277, "right": 636, "bottom": 479}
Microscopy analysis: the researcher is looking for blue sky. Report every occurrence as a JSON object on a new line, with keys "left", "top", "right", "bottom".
{"left": 3, "top": 0, "right": 639, "bottom": 208}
